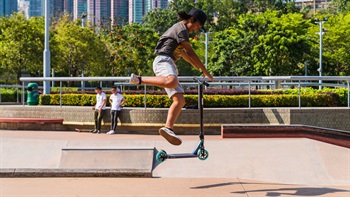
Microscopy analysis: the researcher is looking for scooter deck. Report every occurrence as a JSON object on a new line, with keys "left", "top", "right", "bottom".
{"left": 166, "top": 153, "right": 198, "bottom": 159}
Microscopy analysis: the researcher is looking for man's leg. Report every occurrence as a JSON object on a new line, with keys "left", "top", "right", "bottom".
{"left": 131, "top": 74, "right": 178, "bottom": 89}
{"left": 97, "top": 110, "right": 105, "bottom": 131}
{"left": 112, "top": 111, "right": 120, "bottom": 131}
{"left": 159, "top": 93, "right": 185, "bottom": 146}
{"left": 165, "top": 93, "right": 186, "bottom": 129}
{"left": 110, "top": 110, "right": 115, "bottom": 131}
{"left": 94, "top": 110, "right": 98, "bottom": 130}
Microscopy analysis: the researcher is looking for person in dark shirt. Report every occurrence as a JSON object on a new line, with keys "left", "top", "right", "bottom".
{"left": 129, "top": 8, "right": 214, "bottom": 146}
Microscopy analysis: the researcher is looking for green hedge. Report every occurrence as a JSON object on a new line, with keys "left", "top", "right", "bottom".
{"left": 38, "top": 93, "right": 341, "bottom": 108}
{"left": 2, "top": 87, "right": 345, "bottom": 107}
{"left": 0, "top": 88, "right": 24, "bottom": 102}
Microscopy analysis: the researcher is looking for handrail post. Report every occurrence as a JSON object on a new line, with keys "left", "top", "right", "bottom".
{"left": 17, "top": 85, "right": 19, "bottom": 103}
{"left": 248, "top": 80, "right": 251, "bottom": 109}
{"left": 298, "top": 80, "right": 301, "bottom": 109}
{"left": 144, "top": 84, "right": 147, "bottom": 109}
{"left": 60, "top": 81, "right": 62, "bottom": 107}
{"left": 348, "top": 81, "right": 350, "bottom": 108}
{"left": 22, "top": 81, "right": 25, "bottom": 106}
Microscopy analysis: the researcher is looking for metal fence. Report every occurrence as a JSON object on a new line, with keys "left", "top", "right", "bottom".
{"left": 15, "top": 76, "right": 350, "bottom": 108}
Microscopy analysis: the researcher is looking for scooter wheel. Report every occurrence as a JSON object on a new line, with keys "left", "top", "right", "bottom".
{"left": 156, "top": 150, "right": 167, "bottom": 163}
{"left": 197, "top": 149, "right": 209, "bottom": 160}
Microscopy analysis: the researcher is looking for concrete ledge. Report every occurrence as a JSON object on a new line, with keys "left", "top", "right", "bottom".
{"left": 0, "top": 118, "right": 63, "bottom": 124}
{"left": 1, "top": 106, "right": 350, "bottom": 132}
{"left": 221, "top": 124, "right": 350, "bottom": 148}
{"left": 0, "top": 168, "right": 151, "bottom": 178}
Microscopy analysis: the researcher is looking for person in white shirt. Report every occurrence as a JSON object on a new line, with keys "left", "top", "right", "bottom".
{"left": 107, "top": 86, "right": 126, "bottom": 135}
{"left": 92, "top": 86, "right": 107, "bottom": 134}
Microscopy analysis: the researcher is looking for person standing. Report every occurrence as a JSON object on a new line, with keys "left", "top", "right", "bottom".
{"left": 92, "top": 86, "right": 106, "bottom": 134}
{"left": 129, "top": 8, "right": 214, "bottom": 146}
{"left": 107, "top": 86, "right": 126, "bottom": 135}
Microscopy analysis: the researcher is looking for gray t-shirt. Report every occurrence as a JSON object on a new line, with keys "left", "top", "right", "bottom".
{"left": 155, "top": 22, "right": 189, "bottom": 61}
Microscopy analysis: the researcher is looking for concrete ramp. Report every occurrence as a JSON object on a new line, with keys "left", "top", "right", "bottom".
{"left": 153, "top": 138, "right": 350, "bottom": 186}
{"left": 59, "top": 148, "right": 155, "bottom": 177}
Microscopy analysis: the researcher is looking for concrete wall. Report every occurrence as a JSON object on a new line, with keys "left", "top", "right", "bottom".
{"left": 0, "top": 106, "right": 349, "bottom": 133}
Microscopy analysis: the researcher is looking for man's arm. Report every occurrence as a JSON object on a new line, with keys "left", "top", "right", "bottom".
{"left": 100, "top": 99, "right": 107, "bottom": 111}
{"left": 180, "top": 41, "right": 214, "bottom": 81}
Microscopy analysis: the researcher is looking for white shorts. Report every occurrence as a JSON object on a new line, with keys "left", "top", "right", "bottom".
{"left": 153, "top": 55, "right": 184, "bottom": 98}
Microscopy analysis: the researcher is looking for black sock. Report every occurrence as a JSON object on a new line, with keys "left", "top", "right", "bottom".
{"left": 138, "top": 76, "right": 142, "bottom": 84}
{"left": 166, "top": 127, "right": 173, "bottom": 131}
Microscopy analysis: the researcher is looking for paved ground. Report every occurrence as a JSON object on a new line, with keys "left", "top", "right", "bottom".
{"left": 0, "top": 129, "right": 349, "bottom": 197}
{"left": 2, "top": 177, "right": 350, "bottom": 197}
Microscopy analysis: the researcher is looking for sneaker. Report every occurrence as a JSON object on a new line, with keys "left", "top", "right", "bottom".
{"left": 129, "top": 73, "right": 141, "bottom": 85}
{"left": 106, "top": 130, "right": 116, "bottom": 135}
{"left": 92, "top": 129, "right": 97, "bottom": 133}
{"left": 159, "top": 127, "right": 182, "bottom": 146}
{"left": 93, "top": 130, "right": 101, "bottom": 134}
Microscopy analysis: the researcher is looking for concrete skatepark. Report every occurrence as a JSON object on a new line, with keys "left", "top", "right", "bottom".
{"left": 1, "top": 129, "right": 349, "bottom": 196}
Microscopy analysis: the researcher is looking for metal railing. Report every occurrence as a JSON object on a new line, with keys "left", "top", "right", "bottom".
{"left": 0, "top": 84, "right": 23, "bottom": 104}
{"left": 18, "top": 76, "right": 350, "bottom": 108}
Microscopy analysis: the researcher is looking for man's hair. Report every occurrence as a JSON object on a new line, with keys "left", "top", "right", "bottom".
{"left": 111, "top": 86, "right": 117, "bottom": 90}
{"left": 95, "top": 86, "right": 102, "bottom": 90}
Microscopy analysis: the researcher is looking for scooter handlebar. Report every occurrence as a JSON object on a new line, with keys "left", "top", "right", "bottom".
{"left": 193, "top": 77, "right": 210, "bottom": 87}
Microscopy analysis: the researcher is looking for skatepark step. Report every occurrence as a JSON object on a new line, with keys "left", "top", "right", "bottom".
{"left": 0, "top": 118, "right": 63, "bottom": 124}
{"left": 221, "top": 124, "right": 350, "bottom": 148}
{"left": 58, "top": 148, "right": 156, "bottom": 177}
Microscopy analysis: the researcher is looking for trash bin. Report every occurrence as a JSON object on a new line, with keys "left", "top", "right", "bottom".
{"left": 27, "top": 82, "right": 38, "bottom": 105}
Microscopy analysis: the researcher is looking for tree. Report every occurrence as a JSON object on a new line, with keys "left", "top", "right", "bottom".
{"left": 330, "top": 0, "right": 350, "bottom": 14}
{"left": 309, "top": 13, "right": 350, "bottom": 76}
{"left": 51, "top": 15, "right": 110, "bottom": 79}
{"left": 252, "top": 11, "right": 312, "bottom": 76}
{"left": 209, "top": 10, "right": 312, "bottom": 76}
{"left": 101, "top": 23, "right": 159, "bottom": 76}
{"left": 0, "top": 13, "right": 44, "bottom": 83}
{"left": 143, "top": 8, "right": 177, "bottom": 35}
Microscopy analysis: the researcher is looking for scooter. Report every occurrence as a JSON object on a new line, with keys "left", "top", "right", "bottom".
{"left": 156, "top": 77, "right": 209, "bottom": 163}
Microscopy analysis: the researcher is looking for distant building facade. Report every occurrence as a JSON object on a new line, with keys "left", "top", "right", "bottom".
{"left": 0, "top": 0, "right": 18, "bottom": 16}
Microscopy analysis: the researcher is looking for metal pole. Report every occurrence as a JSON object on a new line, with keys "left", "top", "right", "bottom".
{"left": 348, "top": 81, "right": 350, "bottom": 108}
{"left": 43, "top": 0, "right": 51, "bottom": 94}
{"left": 248, "top": 80, "right": 251, "bottom": 109}
{"left": 319, "top": 21, "right": 324, "bottom": 90}
{"left": 205, "top": 32, "right": 208, "bottom": 69}
{"left": 22, "top": 81, "right": 25, "bottom": 106}
{"left": 298, "top": 80, "right": 301, "bottom": 109}
{"left": 60, "top": 81, "right": 62, "bottom": 107}
{"left": 198, "top": 82, "right": 204, "bottom": 139}
{"left": 144, "top": 84, "right": 147, "bottom": 109}
{"left": 17, "top": 86, "right": 19, "bottom": 103}
{"left": 51, "top": 68, "right": 54, "bottom": 87}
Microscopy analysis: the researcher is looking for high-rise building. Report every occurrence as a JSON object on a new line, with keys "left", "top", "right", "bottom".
{"left": 295, "top": 0, "right": 332, "bottom": 13}
{"left": 111, "top": 0, "right": 128, "bottom": 25}
{"left": 64, "top": 0, "right": 74, "bottom": 17}
{"left": 18, "top": 0, "right": 30, "bottom": 18}
{"left": 52, "top": 0, "right": 64, "bottom": 18}
{"left": 28, "top": 0, "right": 44, "bottom": 17}
{"left": 128, "top": 0, "right": 145, "bottom": 23}
{"left": 73, "top": 0, "right": 87, "bottom": 20}
{"left": 128, "top": 0, "right": 167, "bottom": 24}
{"left": 152, "top": 0, "right": 167, "bottom": 9}
{"left": 87, "top": 0, "right": 111, "bottom": 26}
{"left": 0, "top": 0, "right": 18, "bottom": 17}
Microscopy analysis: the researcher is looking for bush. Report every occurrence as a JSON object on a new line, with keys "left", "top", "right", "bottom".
{"left": 0, "top": 88, "right": 24, "bottom": 102}
{"left": 37, "top": 92, "right": 341, "bottom": 108}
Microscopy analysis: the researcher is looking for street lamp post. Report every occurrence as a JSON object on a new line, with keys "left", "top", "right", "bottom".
{"left": 314, "top": 18, "right": 327, "bottom": 90}
{"left": 43, "top": 0, "right": 50, "bottom": 94}
{"left": 81, "top": 13, "right": 87, "bottom": 91}
{"left": 201, "top": 32, "right": 211, "bottom": 69}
